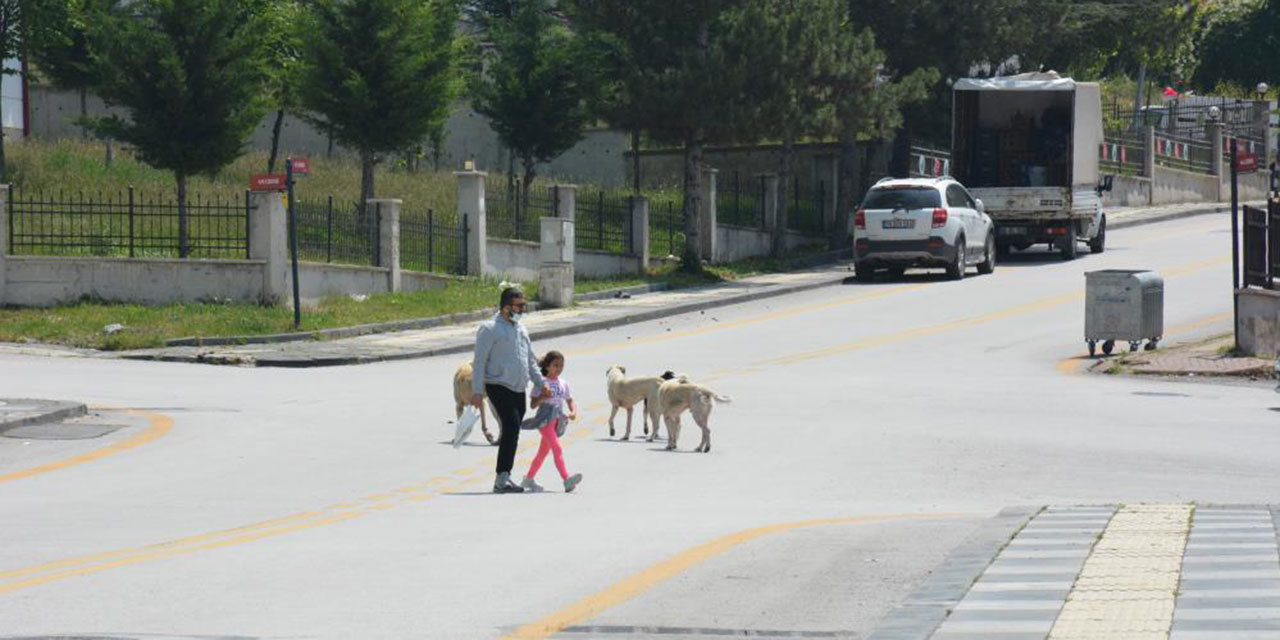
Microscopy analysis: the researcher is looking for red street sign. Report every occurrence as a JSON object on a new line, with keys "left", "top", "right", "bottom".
{"left": 250, "top": 174, "right": 287, "bottom": 191}
{"left": 1235, "top": 152, "right": 1259, "bottom": 173}
{"left": 289, "top": 157, "right": 310, "bottom": 174}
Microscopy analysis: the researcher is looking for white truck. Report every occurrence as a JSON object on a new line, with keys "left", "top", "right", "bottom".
{"left": 951, "top": 72, "right": 1113, "bottom": 260}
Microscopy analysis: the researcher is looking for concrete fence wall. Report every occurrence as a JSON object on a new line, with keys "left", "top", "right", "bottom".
{"left": 1102, "top": 123, "right": 1276, "bottom": 208}
{"left": 2, "top": 256, "right": 267, "bottom": 307}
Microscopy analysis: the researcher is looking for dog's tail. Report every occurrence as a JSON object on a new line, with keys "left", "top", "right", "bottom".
{"left": 701, "top": 388, "right": 732, "bottom": 404}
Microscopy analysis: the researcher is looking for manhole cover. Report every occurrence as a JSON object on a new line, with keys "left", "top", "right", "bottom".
{"left": 1132, "top": 391, "right": 1191, "bottom": 398}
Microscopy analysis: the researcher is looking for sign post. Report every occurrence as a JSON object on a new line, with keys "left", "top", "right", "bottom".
{"left": 286, "top": 158, "right": 302, "bottom": 328}
{"left": 1231, "top": 141, "right": 1241, "bottom": 352}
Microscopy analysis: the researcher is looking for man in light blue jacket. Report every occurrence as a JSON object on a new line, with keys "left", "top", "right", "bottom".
{"left": 472, "top": 287, "right": 549, "bottom": 493}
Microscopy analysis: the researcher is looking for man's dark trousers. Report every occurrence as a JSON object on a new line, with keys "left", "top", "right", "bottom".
{"left": 486, "top": 384, "right": 526, "bottom": 474}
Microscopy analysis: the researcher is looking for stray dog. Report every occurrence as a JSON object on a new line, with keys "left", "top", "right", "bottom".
{"left": 657, "top": 375, "right": 732, "bottom": 453}
{"left": 453, "top": 362, "right": 498, "bottom": 445}
{"left": 605, "top": 366, "right": 674, "bottom": 440}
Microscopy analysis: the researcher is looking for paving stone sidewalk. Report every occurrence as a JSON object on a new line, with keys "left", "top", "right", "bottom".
{"left": 872, "top": 504, "right": 1280, "bottom": 640}
{"left": 1094, "top": 335, "right": 1275, "bottom": 380}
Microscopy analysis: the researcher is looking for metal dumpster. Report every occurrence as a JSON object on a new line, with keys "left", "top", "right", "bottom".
{"left": 1084, "top": 269, "right": 1164, "bottom": 356}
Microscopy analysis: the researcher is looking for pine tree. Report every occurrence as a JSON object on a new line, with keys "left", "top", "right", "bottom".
{"left": 297, "top": 0, "right": 462, "bottom": 208}
{"left": 88, "top": 0, "right": 269, "bottom": 258}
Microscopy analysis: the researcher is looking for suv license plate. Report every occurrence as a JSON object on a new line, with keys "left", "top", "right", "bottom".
{"left": 882, "top": 219, "right": 915, "bottom": 229}
{"left": 999, "top": 226, "right": 1027, "bottom": 236}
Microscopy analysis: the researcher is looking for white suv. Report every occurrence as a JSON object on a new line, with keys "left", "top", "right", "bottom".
{"left": 852, "top": 177, "right": 996, "bottom": 282}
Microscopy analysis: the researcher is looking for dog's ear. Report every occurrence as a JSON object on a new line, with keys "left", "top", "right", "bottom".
{"left": 618, "top": 365, "right": 626, "bottom": 374}
{"left": 660, "top": 370, "right": 675, "bottom": 380}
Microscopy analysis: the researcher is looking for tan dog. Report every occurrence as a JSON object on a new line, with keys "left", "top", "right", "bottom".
{"left": 657, "top": 375, "right": 732, "bottom": 453}
{"left": 453, "top": 362, "right": 498, "bottom": 445}
{"left": 605, "top": 365, "right": 670, "bottom": 440}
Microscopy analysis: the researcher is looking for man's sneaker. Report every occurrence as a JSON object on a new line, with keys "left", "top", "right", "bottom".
{"left": 564, "top": 473, "right": 583, "bottom": 493}
{"left": 493, "top": 473, "right": 524, "bottom": 494}
{"left": 521, "top": 476, "right": 545, "bottom": 493}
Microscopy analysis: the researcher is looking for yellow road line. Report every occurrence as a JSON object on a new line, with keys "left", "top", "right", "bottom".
{"left": 496, "top": 512, "right": 969, "bottom": 640}
{"left": 0, "top": 409, "right": 173, "bottom": 485}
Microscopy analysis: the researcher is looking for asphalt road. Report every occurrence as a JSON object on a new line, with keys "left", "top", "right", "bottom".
{"left": 1, "top": 214, "right": 1275, "bottom": 640}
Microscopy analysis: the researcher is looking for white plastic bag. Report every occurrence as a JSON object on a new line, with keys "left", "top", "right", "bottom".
{"left": 452, "top": 406, "right": 480, "bottom": 449}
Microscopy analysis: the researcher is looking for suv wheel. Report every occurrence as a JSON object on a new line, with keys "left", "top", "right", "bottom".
{"left": 854, "top": 264, "right": 875, "bottom": 282}
{"left": 977, "top": 234, "right": 996, "bottom": 275}
{"left": 945, "top": 235, "right": 966, "bottom": 281}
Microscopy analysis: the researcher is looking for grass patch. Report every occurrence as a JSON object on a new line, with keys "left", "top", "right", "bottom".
{"left": 0, "top": 278, "right": 534, "bottom": 350}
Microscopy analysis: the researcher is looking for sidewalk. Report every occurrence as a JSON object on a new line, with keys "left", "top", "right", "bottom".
{"left": 113, "top": 263, "right": 856, "bottom": 367}
{"left": 1092, "top": 334, "right": 1275, "bottom": 381}
{"left": 0, "top": 399, "right": 87, "bottom": 432}
{"left": 871, "top": 503, "right": 1280, "bottom": 640}
{"left": 1107, "top": 200, "right": 1248, "bottom": 230}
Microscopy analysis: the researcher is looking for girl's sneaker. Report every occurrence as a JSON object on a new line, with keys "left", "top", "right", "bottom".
{"left": 564, "top": 473, "right": 583, "bottom": 493}
{"left": 521, "top": 476, "right": 545, "bottom": 493}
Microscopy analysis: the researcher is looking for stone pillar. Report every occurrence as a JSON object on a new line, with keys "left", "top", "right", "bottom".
{"left": 1208, "top": 122, "right": 1225, "bottom": 201}
{"left": 554, "top": 184, "right": 577, "bottom": 221}
{"left": 630, "top": 195, "right": 650, "bottom": 271}
{"left": 699, "top": 167, "right": 718, "bottom": 264}
{"left": 1143, "top": 126, "right": 1156, "bottom": 205}
{"left": 759, "top": 173, "right": 780, "bottom": 233}
{"left": 456, "top": 170, "right": 488, "bottom": 276}
{"left": 372, "top": 198, "right": 402, "bottom": 292}
{"left": 539, "top": 217, "right": 574, "bottom": 308}
{"left": 249, "top": 190, "right": 288, "bottom": 305}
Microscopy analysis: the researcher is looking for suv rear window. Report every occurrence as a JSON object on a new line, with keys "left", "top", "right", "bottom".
{"left": 863, "top": 187, "right": 941, "bottom": 210}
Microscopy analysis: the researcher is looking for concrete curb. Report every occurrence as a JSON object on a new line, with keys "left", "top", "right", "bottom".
{"left": 184, "top": 267, "right": 855, "bottom": 368}
{"left": 0, "top": 399, "right": 89, "bottom": 433}
{"left": 866, "top": 506, "right": 1041, "bottom": 640}
{"left": 165, "top": 248, "right": 852, "bottom": 348}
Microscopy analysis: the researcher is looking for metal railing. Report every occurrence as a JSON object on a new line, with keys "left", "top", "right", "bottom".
{"left": 909, "top": 146, "right": 951, "bottom": 178}
{"left": 787, "top": 177, "right": 826, "bottom": 235}
{"left": 400, "top": 207, "right": 467, "bottom": 275}
{"left": 576, "top": 190, "right": 633, "bottom": 254}
{"left": 650, "top": 198, "right": 687, "bottom": 259}
{"left": 1243, "top": 200, "right": 1280, "bottom": 290}
{"left": 488, "top": 179, "right": 558, "bottom": 243}
{"left": 7, "top": 188, "right": 250, "bottom": 259}
{"left": 1153, "top": 133, "right": 1214, "bottom": 174}
{"left": 718, "top": 170, "right": 765, "bottom": 228}
{"left": 1100, "top": 136, "right": 1147, "bottom": 176}
{"left": 294, "top": 196, "right": 380, "bottom": 267}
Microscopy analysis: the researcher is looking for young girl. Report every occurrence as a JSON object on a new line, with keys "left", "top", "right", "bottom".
{"left": 522, "top": 351, "right": 583, "bottom": 493}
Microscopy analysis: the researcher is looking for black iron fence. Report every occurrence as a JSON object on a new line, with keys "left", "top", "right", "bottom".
{"left": 1154, "top": 133, "right": 1214, "bottom": 174}
{"left": 787, "top": 177, "right": 826, "bottom": 235}
{"left": 488, "top": 179, "right": 558, "bottom": 243}
{"left": 294, "top": 196, "right": 380, "bottom": 267}
{"left": 7, "top": 188, "right": 251, "bottom": 259}
{"left": 1100, "top": 135, "right": 1147, "bottom": 176}
{"left": 719, "top": 171, "right": 765, "bottom": 228}
{"left": 401, "top": 207, "right": 467, "bottom": 275}
{"left": 1243, "top": 200, "right": 1280, "bottom": 290}
{"left": 576, "top": 190, "right": 633, "bottom": 254}
{"left": 650, "top": 197, "right": 687, "bottom": 259}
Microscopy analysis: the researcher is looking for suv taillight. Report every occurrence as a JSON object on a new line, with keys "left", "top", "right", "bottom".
{"left": 854, "top": 209, "right": 866, "bottom": 230}
{"left": 932, "top": 208, "right": 948, "bottom": 228}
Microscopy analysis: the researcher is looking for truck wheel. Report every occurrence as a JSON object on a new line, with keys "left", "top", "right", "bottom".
{"left": 977, "top": 234, "right": 996, "bottom": 275}
{"left": 945, "top": 235, "right": 966, "bottom": 281}
{"left": 1060, "top": 223, "right": 1078, "bottom": 261}
{"left": 1088, "top": 216, "right": 1106, "bottom": 254}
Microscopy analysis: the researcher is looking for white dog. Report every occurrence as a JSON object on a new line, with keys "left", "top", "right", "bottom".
{"left": 658, "top": 375, "right": 732, "bottom": 453}
{"left": 453, "top": 362, "right": 498, "bottom": 445}
{"left": 605, "top": 365, "right": 672, "bottom": 440}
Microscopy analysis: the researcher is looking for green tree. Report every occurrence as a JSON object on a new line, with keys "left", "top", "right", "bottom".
{"left": 256, "top": 0, "right": 305, "bottom": 175}
{"left": 1194, "top": 0, "right": 1280, "bottom": 92}
{"left": 568, "top": 0, "right": 752, "bottom": 270}
{"left": 846, "top": 0, "right": 1031, "bottom": 171}
{"left": 88, "top": 0, "right": 269, "bottom": 258}
{"left": 470, "top": 0, "right": 596, "bottom": 203}
{"left": 0, "top": 0, "right": 28, "bottom": 181}
{"left": 297, "top": 0, "right": 462, "bottom": 208}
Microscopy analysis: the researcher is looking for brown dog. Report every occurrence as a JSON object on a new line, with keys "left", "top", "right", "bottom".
{"left": 453, "top": 362, "right": 498, "bottom": 445}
